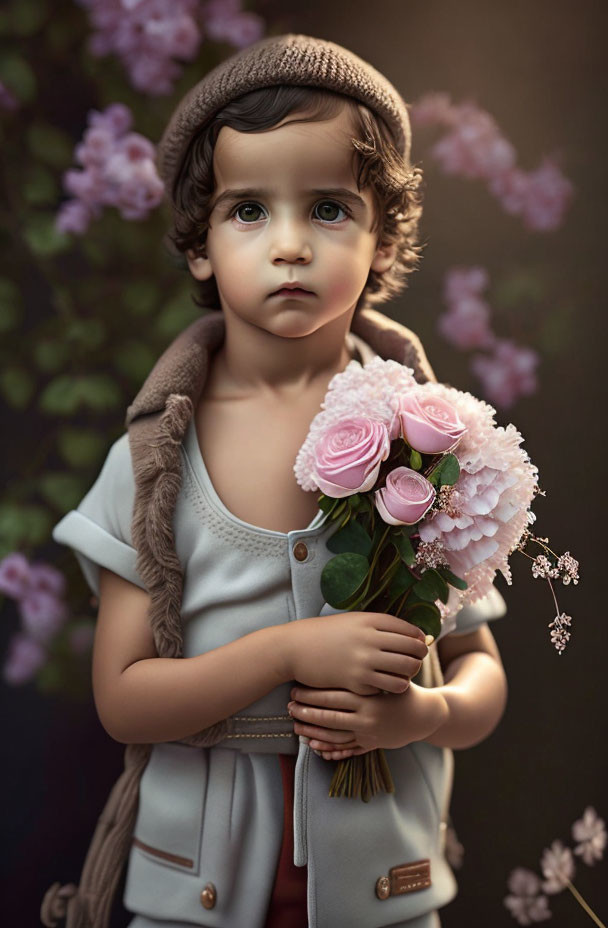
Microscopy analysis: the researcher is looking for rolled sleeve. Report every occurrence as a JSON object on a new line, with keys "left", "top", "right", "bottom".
{"left": 52, "top": 432, "right": 146, "bottom": 597}
{"left": 448, "top": 585, "right": 507, "bottom": 637}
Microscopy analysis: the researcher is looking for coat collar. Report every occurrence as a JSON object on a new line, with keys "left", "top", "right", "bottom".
{"left": 125, "top": 306, "right": 435, "bottom": 428}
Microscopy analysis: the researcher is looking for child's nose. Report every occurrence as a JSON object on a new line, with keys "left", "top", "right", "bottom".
{"left": 269, "top": 218, "right": 312, "bottom": 264}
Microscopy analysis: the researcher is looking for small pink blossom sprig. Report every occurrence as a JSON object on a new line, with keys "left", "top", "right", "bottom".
{"left": 55, "top": 103, "right": 164, "bottom": 235}
{"left": 438, "top": 266, "right": 540, "bottom": 409}
{"left": 504, "top": 807, "right": 606, "bottom": 926}
{"left": 77, "top": 0, "right": 264, "bottom": 96}
{"left": 515, "top": 530, "right": 580, "bottom": 655}
{"left": 410, "top": 92, "right": 574, "bottom": 231}
{"left": 0, "top": 552, "right": 70, "bottom": 684}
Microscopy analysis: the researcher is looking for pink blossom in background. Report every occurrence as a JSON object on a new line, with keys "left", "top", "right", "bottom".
{"left": 78, "top": 0, "right": 265, "bottom": 95}
{"left": 28, "top": 563, "right": 67, "bottom": 598}
{"left": 572, "top": 807, "right": 607, "bottom": 866}
{"left": 19, "top": 591, "right": 68, "bottom": 643}
{"left": 503, "top": 868, "right": 551, "bottom": 925}
{"left": 0, "top": 552, "right": 31, "bottom": 599}
{"left": 204, "top": 0, "right": 264, "bottom": 47}
{"left": 0, "top": 80, "right": 19, "bottom": 113}
{"left": 540, "top": 840, "right": 576, "bottom": 893}
{"left": 442, "top": 265, "right": 489, "bottom": 302}
{"left": 471, "top": 339, "right": 539, "bottom": 409}
{"left": 56, "top": 103, "right": 164, "bottom": 235}
{"left": 2, "top": 633, "right": 46, "bottom": 685}
{"left": 411, "top": 93, "right": 573, "bottom": 231}
{"left": 437, "top": 295, "right": 495, "bottom": 349}
{"left": 77, "top": 0, "right": 202, "bottom": 95}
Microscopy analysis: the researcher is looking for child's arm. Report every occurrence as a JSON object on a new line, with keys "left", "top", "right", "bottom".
{"left": 288, "top": 624, "right": 507, "bottom": 757}
{"left": 93, "top": 567, "right": 428, "bottom": 744}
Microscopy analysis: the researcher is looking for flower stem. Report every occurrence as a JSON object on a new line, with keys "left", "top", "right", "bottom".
{"left": 565, "top": 879, "right": 606, "bottom": 927}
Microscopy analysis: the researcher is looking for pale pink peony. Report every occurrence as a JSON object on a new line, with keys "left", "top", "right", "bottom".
{"left": 375, "top": 467, "right": 435, "bottom": 526}
{"left": 395, "top": 393, "right": 467, "bottom": 454}
{"left": 295, "top": 357, "right": 419, "bottom": 491}
{"left": 312, "top": 417, "right": 390, "bottom": 498}
{"left": 417, "top": 380, "right": 538, "bottom": 605}
{"left": 572, "top": 807, "right": 607, "bottom": 866}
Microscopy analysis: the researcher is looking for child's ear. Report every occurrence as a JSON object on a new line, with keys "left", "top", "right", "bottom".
{"left": 185, "top": 247, "right": 214, "bottom": 282}
{"left": 371, "top": 240, "right": 398, "bottom": 275}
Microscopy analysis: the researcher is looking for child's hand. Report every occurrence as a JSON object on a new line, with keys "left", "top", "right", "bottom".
{"left": 287, "top": 683, "right": 448, "bottom": 760}
{"left": 284, "top": 611, "right": 428, "bottom": 696}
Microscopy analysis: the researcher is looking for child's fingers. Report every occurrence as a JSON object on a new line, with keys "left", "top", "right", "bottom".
{"left": 293, "top": 721, "right": 355, "bottom": 743}
{"left": 288, "top": 701, "right": 355, "bottom": 731}
{"left": 289, "top": 687, "right": 360, "bottom": 710}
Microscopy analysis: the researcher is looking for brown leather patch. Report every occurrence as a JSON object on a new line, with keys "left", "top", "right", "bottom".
{"left": 389, "top": 859, "right": 432, "bottom": 895}
{"left": 132, "top": 837, "right": 194, "bottom": 869}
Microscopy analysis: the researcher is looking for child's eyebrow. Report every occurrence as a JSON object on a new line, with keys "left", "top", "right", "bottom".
{"left": 212, "top": 186, "right": 367, "bottom": 211}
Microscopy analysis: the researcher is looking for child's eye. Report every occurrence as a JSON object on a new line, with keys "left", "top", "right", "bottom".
{"left": 233, "top": 202, "right": 267, "bottom": 223}
{"left": 313, "top": 200, "right": 349, "bottom": 223}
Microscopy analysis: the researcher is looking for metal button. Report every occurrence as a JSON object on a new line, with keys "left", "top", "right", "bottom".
{"left": 293, "top": 541, "right": 308, "bottom": 561}
{"left": 375, "top": 875, "right": 390, "bottom": 900}
{"left": 200, "top": 883, "right": 216, "bottom": 909}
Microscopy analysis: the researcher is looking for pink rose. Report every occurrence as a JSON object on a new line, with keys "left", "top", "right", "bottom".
{"left": 395, "top": 393, "right": 467, "bottom": 454}
{"left": 313, "top": 417, "right": 390, "bottom": 498}
{"left": 375, "top": 467, "right": 436, "bottom": 525}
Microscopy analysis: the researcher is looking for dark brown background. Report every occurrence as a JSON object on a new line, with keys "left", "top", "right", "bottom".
{"left": 2, "top": 1, "right": 607, "bottom": 926}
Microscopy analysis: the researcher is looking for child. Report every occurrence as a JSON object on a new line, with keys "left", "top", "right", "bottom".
{"left": 44, "top": 34, "right": 508, "bottom": 928}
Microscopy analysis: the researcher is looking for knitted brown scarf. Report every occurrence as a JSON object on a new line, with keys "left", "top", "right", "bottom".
{"left": 40, "top": 307, "right": 444, "bottom": 928}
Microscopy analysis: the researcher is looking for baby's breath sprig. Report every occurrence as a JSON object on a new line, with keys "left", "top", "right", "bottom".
{"left": 514, "top": 529, "right": 580, "bottom": 654}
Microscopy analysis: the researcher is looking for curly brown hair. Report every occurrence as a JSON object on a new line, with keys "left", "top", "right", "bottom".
{"left": 166, "top": 85, "right": 426, "bottom": 312}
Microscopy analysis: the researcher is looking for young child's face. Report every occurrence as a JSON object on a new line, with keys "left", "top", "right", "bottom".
{"left": 187, "top": 106, "right": 395, "bottom": 340}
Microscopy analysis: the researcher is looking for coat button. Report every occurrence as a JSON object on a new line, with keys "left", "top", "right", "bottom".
{"left": 293, "top": 541, "right": 308, "bottom": 561}
{"left": 375, "top": 875, "right": 390, "bottom": 900}
{"left": 200, "top": 883, "right": 216, "bottom": 909}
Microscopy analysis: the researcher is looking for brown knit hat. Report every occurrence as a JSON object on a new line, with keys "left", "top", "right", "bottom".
{"left": 156, "top": 33, "right": 412, "bottom": 201}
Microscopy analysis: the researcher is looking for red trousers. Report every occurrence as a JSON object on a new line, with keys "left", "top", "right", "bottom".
{"left": 264, "top": 754, "right": 308, "bottom": 928}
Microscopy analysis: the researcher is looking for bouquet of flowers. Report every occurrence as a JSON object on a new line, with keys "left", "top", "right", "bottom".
{"left": 295, "top": 357, "right": 579, "bottom": 801}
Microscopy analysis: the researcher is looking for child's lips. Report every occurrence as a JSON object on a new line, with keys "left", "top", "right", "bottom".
{"left": 270, "top": 286, "right": 315, "bottom": 297}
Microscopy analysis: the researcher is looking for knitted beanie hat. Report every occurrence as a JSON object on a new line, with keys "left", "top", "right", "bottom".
{"left": 156, "top": 33, "right": 412, "bottom": 202}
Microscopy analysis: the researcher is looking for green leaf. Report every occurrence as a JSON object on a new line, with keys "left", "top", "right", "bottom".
{"left": 77, "top": 375, "right": 122, "bottom": 411}
{"left": 428, "top": 453, "right": 460, "bottom": 487}
{"left": 387, "top": 562, "right": 416, "bottom": 601}
{"left": 391, "top": 531, "right": 416, "bottom": 566}
{"left": 318, "top": 494, "right": 336, "bottom": 514}
{"left": 0, "top": 53, "right": 36, "bottom": 103}
{"left": 121, "top": 279, "right": 159, "bottom": 316}
{"left": 409, "top": 449, "right": 422, "bottom": 470}
{"left": 39, "top": 473, "right": 87, "bottom": 510}
{"left": 155, "top": 299, "right": 201, "bottom": 339}
{"left": 114, "top": 341, "right": 157, "bottom": 382}
{"left": 437, "top": 567, "right": 468, "bottom": 590}
{"left": 327, "top": 519, "right": 372, "bottom": 557}
{"left": 0, "top": 278, "right": 23, "bottom": 331}
{"left": 11, "top": 0, "right": 48, "bottom": 36}
{"left": 58, "top": 429, "right": 107, "bottom": 468}
{"left": 65, "top": 319, "right": 105, "bottom": 350}
{"left": 23, "top": 213, "right": 70, "bottom": 257}
{"left": 23, "top": 163, "right": 58, "bottom": 206}
{"left": 321, "top": 553, "right": 369, "bottom": 608}
{"left": 26, "top": 122, "right": 74, "bottom": 169}
{"left": 413, "top": 568, "right": 450, "bottom": 604}
{"left": 0, "top": 367, "right": 34, "bottom": 409}
{"left": 39, "top": 376, "right": 81, "bottom": 414}
{"left": 404, "top": 602, "right": 442, "bottom": 639}
{"left": 33, "top": 339, "right": 71, "bottom": 372}
{"left": 0, "top": 502, "right": 52, "bottom": 551}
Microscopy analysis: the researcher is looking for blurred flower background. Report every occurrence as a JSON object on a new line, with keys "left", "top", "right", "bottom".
{"left": 0, "top": 1, "right": 604, "bottom": 926}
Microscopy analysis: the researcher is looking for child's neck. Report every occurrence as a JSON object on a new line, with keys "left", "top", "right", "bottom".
{"left": 214, "top": 308, "right": 356, "bottom": 399}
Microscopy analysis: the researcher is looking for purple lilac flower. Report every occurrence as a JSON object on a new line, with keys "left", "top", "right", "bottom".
{"left": 0, "top": 553, "right": 31, "bottom": 599}
{"left": 0, "top": 81, "right": 19, "bottom": 113}
{"left": 204, "top": 0, "right": 264, "bottom": 47}
{"left": 19, "top": 591, "right": 68, "bottom": 643}
{"left": 2, "top": 633, "right": 46, "bottom": 685}
{"left": 55, "top": 103, "right": 164, "bottom": 234}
